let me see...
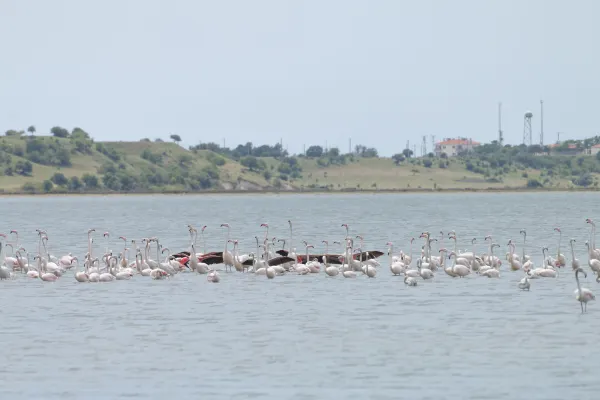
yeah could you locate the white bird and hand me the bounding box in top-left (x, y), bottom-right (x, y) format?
top-left (404, 276), bottom-right (417, 286)
top-left (517, 276), bottom-right (530, 291)
top-left (574, 267), bottom-right (595, 313)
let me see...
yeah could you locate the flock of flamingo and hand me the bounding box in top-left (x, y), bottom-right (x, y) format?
top-left (1, 219), bottom-right (599, 313)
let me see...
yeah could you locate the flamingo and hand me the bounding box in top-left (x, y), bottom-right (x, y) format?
top-left (507, 240), bottom-right (522, 271)
top-left (449, 251), bottom-right (470, 278)
top-left (585, 241), bottom-right (600, 274)
top-left (322, 240), bottom-right (340, 277)
top-left (341, 240), bottom-right (357, 278)
top-left (574, 267), bottom-right (595, 313)
top-left (404, 276), bottom-right (418, 286)
top-left (553, 228), bottom-right (566, 267)
top-left (585, 219), bottom-right (600, 260)
top-left (480, 244), bottom-right (500, 278)
top-left (33, 255), bottom-right (58, 282)
top-left (570, 239), bottom-right (580, 271)
top-left (220, 223), bottom-right (234, 272)
top-left (207, 268), bottom-right (220, 283)
top-left (517, 275), bottom-right (531, 290)
top-left (74, 258), bottom-right (90, 282)
top-left (387, 242), bottom-right (405, 275)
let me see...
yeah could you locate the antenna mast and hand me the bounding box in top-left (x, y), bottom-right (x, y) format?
top-left (540, 99), bottom-right (544, 146)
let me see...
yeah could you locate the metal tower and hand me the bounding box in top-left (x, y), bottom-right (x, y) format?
top-left (523, 111), bottom-right (533, 146)
top-left (431, 135), bottom-right (435, 154)
top-left (540, 100), bottom-right (544, 146)
top-left (498, 102), bottom-right (504, 145)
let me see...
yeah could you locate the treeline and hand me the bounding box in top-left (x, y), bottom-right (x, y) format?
top-left (462, 141), bottom-right (600, 187)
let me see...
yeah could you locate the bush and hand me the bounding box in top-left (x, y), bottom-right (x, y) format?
top-left (141, 149), bottom-right (162, 164)
top-left (423, 159), bottom-right (433, 168)
top-left (15, 160), bottom-right (33, 176)
top-left (43, 180), bottom-right (54, 192)
top-left (82, 173), bottom-right (99, 188)
top-left (527, 179), bottom-right (543, 188)
top-left (206, 152), bottom-right (226, 166)
top-left (573, 173), bottom-right (594, 187)
top-left (51, 126), bottom-right (70, 138)
top-left (22, 182), bottom-right (36, 193)
top-left (68, 176), bottom-right (83, 191)
top-left (51, 172), bottom-right (68, 186)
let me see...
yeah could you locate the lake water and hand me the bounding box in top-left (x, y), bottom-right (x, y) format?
top-left (1, 192), bottom-right (600, 399)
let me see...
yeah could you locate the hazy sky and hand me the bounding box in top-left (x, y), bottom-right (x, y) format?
top-left (1, 0), bottom-right (599, 156)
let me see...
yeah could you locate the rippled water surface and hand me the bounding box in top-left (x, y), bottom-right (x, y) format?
top-left (2, 192), bottom-right (600, 399)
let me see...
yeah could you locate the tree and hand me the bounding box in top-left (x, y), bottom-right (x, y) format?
top-left (51, 126), bottom-right (70, 138)
top-left (527, 178), bottom-right (543, 188)
top-left (27, 125), bottom-right (36, 136)
top-left (306, 145), bottom-right (324, 158)
top-left (5, 129), bottom-right (23, 136)
top-left (43, 180), bottom-right (54, 193)
top-left (402, 148), bottom-right (413, 158)
top-left (68, 176), bottom-right (83, 191)
top-left (82, 173), bottom-right (99, 188)
top-left (392, 153), bottom-right (405, 165)
top-left (71, 127), bottom-right (90, 139)
top-left (15, 160), bottom-right (33, 176)
top-left (178, 154), bottom-right (192, 167)
top-left (240, 156), bottom-right (262, 171)
top-left (170, 134), bottom-right (182, 143)
top-left (51, 172), bottom-right (68, 186)
top-left (327, 147), bottom-right (340, 157)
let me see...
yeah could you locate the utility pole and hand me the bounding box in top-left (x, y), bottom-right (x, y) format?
top-left (431, 135), bottom-right (435, 155)
top-left (349, 138), bottom-right (352, 154)
top-left (413, 144), bottom-right (417, 157)
top-left (421, 135), bottom-right (427, 156)
top-left (540, 99), bottom-right (544, 146)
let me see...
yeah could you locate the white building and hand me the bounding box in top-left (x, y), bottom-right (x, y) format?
top-left (591, 144), bottom-right (600, 156)
top-left (435, 138), bottom-right (480, 157)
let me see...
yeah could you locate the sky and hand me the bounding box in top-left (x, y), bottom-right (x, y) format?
top-left (1, 0), bottom-right (599, 156)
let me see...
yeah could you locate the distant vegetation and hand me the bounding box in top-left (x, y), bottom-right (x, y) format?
top-left (0, 124), bottom-right (599, 194)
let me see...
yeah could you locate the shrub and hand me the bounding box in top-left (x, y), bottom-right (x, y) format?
top-left (43, 180), bottom-right (54, 192)
top-left (82, 173), bottom-right (99, 188)
top-left (22, 182), bottom-right (36, 193)
top-left (51, 172), bottom-right (68, 186)
top-left (68, 176), bottom-right (83, 191)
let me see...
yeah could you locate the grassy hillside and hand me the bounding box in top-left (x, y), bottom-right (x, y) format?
top-left (0, 133), bottom-right (594, 194)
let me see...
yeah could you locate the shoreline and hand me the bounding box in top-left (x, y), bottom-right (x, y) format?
top-left (0, 186), bottom-right (598, 197)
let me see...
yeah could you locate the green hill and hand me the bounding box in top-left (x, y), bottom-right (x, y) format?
top-left (0, 130), bottom-right (596, 194)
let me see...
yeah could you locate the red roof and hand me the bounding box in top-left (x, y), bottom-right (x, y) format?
top-left (436, 139), bottom-right (480, 146)
top-left (548, 143), bottom-right (577, 149)
top-left (592, 144), bottom-right (600, 148)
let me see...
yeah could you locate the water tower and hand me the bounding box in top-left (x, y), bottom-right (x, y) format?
top-left (523, 111), bottom-right (533, 146)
